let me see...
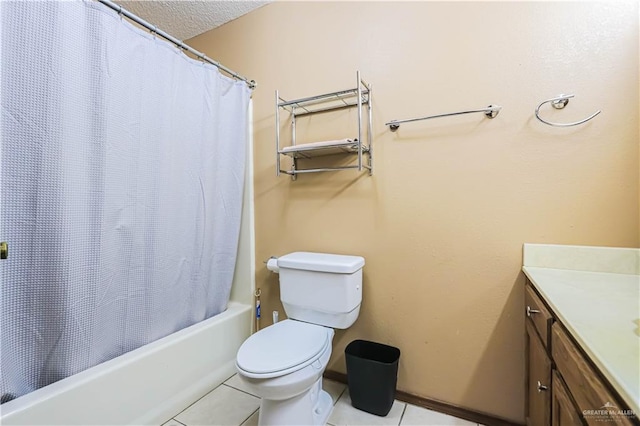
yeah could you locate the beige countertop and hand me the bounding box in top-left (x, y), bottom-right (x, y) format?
top-left (522, 244), bottom-right (640, 414)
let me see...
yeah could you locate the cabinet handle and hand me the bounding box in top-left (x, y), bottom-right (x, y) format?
top-left (537, 381), bottom-right (548, 392)
top-left (526, 306), bottom-right (540, 317)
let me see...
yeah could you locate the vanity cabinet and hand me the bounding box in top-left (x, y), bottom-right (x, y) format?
top-left (551, 323), bottom-right (634, 426)
top-left (525, 281), bottom-right (638, 426)
top-left (525, 285), bottom-right (554, 426)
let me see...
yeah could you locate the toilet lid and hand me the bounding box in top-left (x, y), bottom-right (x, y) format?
top-left (236, 320), bottom-right (331, 376)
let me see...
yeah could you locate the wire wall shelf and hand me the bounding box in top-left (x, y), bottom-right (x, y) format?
top-left (275, 71), bottom-right (373, 180)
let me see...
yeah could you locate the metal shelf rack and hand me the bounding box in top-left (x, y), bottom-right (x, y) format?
top-left (275, 71), bottom-right (372, 179)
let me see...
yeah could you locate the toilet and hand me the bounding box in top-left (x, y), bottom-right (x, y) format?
top-left (235, 252), bottom-right (364, 426)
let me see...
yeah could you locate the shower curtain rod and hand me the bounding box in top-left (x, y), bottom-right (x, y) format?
top-left (97, 0), bottom-right (256, 89)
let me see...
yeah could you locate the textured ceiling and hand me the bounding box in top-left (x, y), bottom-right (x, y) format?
top-left (115, 1), bottom-right (269, 41)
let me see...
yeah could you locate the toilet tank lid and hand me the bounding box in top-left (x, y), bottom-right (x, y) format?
top-left (278, 252), bottom-right (365, 274)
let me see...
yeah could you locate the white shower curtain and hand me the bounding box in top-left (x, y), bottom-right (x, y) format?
top-left (0, 0), bottom-right (250, 402)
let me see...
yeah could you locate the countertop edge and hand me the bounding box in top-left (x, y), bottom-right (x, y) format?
top-left (522, 266), bottom-right (640, 415)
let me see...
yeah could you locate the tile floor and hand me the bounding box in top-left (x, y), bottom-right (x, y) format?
top-left (161, 374), bottom-right (485, 426)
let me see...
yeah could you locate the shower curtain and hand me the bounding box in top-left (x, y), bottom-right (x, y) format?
top-left (0, 0), bottom-right (250, 402)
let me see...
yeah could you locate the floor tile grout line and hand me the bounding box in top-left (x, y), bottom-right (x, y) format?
top-left (238, 407), bottom-right (259, 426)
top-left (332, 385), bottom-right (347, 406)
top-left (397, 401), bottom-right (408, 426)
top-left (222, 372), bottom-right (238, 383)
top-left (171, 376), bottom-right (253, 421)
top-left (168, 373), bottom-right (240, 420)
top-left (171, 380), bottom-right (229, 419)
top-left (222, 383), bottom-right (260, 399)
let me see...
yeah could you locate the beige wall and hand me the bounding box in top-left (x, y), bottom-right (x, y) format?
top-left (189, 1), bottom-right (639, 422)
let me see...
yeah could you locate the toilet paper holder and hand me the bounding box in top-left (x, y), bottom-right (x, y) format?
top-left (265, 256), bottom-right (279, 273)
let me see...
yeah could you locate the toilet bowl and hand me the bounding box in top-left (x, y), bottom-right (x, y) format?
top-left (236, 320), bottom-right (335, 425)
top-left (235, 252), bottom-right (364, 426)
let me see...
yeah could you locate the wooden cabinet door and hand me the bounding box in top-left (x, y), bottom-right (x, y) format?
top-left (526, 320), bottom-right (552, 426)
top-left (551, 324), bottom-right (637, 426)
top-left (552, 371), bottom-right (584, 426)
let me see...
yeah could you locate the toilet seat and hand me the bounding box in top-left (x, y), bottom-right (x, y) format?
top-left (236, 320), bottom-right (332, 379)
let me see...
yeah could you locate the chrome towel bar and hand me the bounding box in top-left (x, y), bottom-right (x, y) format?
top-left (385, 105), bottom-right (502, 131)
top-left (535, 94), bottom-right (601, 127)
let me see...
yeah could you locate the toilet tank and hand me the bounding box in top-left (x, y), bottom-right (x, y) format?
top-left (277, 252), bottom-right (364, 329)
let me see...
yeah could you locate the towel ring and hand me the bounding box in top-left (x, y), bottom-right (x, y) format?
top-left (535, 94), bottom-right (601, 127)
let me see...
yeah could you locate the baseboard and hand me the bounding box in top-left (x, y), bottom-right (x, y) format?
top-left (323, 370), bottom-right (523, 426)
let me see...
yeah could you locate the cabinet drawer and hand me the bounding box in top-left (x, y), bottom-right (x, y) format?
top-left (526, 284), bottom-right (553, 348)
top-left (551, 324), bottom-right (635, 426)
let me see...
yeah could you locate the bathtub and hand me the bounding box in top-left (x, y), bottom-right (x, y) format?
top-left (0, 302), bottom-right (253, 425)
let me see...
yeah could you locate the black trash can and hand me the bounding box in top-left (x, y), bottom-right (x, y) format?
top-left (345, 340), bottom-right (401, 416)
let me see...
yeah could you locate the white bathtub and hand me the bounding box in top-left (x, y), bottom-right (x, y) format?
top-left (0, 302), bottom-right (253, 425)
